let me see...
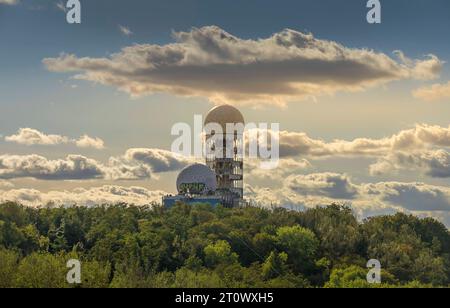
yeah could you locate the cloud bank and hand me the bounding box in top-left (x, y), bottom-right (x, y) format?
top-left (0, 185), bottom-right (167, 207)
top-left (246, 173), bottom-right (450, 226)
top-left (0, 149), bottom-right (192, 181)
top-left (43, 26), bottom-right (442, 106)
top-left (272, 124), bottom-right (450, 158)
top-left (250, 124), bottom-right (450, 178)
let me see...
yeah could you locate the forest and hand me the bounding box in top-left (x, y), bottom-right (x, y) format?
top-left (0, 201), bottom-right (449, 288)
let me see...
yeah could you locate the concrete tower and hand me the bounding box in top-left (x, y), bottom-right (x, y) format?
top-left (204, 105), bottom-right (245, 206)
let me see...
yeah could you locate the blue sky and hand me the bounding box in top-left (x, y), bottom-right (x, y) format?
top-left (0, 0), bottom-right (450, 225)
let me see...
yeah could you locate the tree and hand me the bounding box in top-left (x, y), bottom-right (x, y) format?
top-left (204, 240), bottom-right (238, 268)
top-left (262, 251), bottom-right (288, 279)
top-left (0, 202), bottom-right (449, 288)
top-left (325, 265), bottom-right (373, 288)
top-left (297, 205), bottom-right (362, 261)
top-left (15, 253), bottom-right (67, 288)
top-left (276, 225), bottom-right (319, 273)
top-left (80, 259), bottom-right (111, 288)
top-left (0, 249), bottom-right (19, 288)
top-left (412, 250), bottom-right (447, 286)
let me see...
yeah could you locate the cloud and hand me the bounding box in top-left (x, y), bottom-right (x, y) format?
top-left (413, 81), bottom-right (450, 102)
top-left (109, 148), bottom-right (193, 180)
top-left (246, 158), bottom-right (312, 181)
top-left (5, 128), bottom-right (105, 150)
top-left (0, 148), bottom-right (191, 181)
top-left (75, 135), bottom-right (105, 150)
top-left (246, 173), bottom-right (450, 225)
top-left (122, 148), bottom-right (192, 173)
top-left (0, 180), bottom-right (14, 189)
top-left (245, 125), bottom-right (450, 180)
top-left (119, 25), bottom-right (133, 36)
top-left (43, 26), bottom-right (443, 107)
top-left (257, 124), bottom-right (450, 159)
top-left (285, 173), bottom-right (359, 200)
top-left (56, 1), bottom-right (67, 12)
top-left (362, 182), bottom-right (450, 212)
top-left (5, 128), bottom-right (69, 146)
top-left (0, 0), bottom-right (19, 5)
top-left (0, 154), bottom-right (106, 180)
top-left (370, 150), bottom-right (450, 178)
top-left (0, 185), bottom-right (167, 207)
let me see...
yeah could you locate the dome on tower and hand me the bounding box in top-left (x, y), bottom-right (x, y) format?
top-left (176, 163), bottom-right (217, 195)
top-left (204, 105), bottom-right (245, 133)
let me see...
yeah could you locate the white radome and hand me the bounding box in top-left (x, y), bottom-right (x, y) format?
top-left (204, 105), bottom-right (245, 133)
top-left (176, 164), bottom-right (217, 194)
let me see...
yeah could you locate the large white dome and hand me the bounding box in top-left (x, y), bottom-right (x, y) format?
top-left (176, 164), bottom-right (217, 194)
top-left (204, 105), bottom-right (245, 133)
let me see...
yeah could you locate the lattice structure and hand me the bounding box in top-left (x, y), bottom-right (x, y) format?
top-left (204, 105), bottom-right (245, 206)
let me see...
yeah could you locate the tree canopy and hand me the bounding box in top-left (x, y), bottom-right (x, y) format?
top-left (0, 202), bottom-right (448, 288)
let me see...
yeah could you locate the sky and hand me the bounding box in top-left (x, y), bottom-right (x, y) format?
top-left (0, 0), bottom-right (450, 225)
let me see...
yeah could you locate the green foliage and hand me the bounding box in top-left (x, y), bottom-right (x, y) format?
top-left (0, 202), bottom-right (448, 288)
top-left (204, 240), bottom-right (239, 268)
top-left (262, 251), bottom-right (288, 279)
top-left (276, 225), bottom-right (319, 273)
top-left (0, 249), bottom-right (19, 288)
top-left (15, 253), bottom-right (67, 288)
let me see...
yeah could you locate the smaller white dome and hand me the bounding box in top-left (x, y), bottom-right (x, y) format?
top-left (176, 164), bottom-right (217, 195)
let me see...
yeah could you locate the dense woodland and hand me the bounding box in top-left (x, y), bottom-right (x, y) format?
top-left (0, 202), bottom-right (449, 288)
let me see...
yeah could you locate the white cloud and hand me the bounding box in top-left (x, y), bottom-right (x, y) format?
top-left (119, 25), bottom-right (133, 36)
top-left (5, 128), bottom-right (69, 146)
top-left (413, 81), bottom-right (450, 102)
top-left (43, 26), bottom-right (442, 107)
top-left (0, 148), bottom-right (191, 181)
top-left (5, 128), bottom-right (105, 150)
top-left (0, 154), bottom-right (106, 180)
top-left (246, 158), bottom-right (312, 181)
top-left (0, 0), bottom-right (19, 5)
top-left (246, 124), bottom-right (450, 179)
top-left (272, 124), bottom-right (450, 158)
top-left (0, 185), bottom-right (167, 207)
top-left (75, 135), bottom-right (105, 150)
top-left (0, 180), bottom-right (14, 189)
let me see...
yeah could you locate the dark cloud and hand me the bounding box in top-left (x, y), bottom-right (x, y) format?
top-left (286, 173), bottom-right (358, 200)
top-left (363, 182), bottom-right (450, 212)
top-left (370, 150), bottom-right (450, 178)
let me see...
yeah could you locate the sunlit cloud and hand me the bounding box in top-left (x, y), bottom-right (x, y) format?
top-left (0, 149), bottom-right (192, 181)
top-left (5, 128), bottom-right (105, 149)
top-left (413, 81), bottom-right (450, 102)
top-left (0, 185), bottom-right (167, 207)
top-left (43, 26), bottom-right (443, 107)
